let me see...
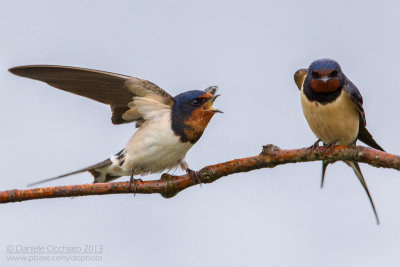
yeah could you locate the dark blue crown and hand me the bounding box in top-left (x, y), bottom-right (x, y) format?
top-left (174, 90), bottom-right (205, 103)
top-left (309, 58), bottom-right (341, 72)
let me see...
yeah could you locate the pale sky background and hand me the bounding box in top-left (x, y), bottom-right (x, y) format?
top-left (1, 0), bottom-right (400, 266)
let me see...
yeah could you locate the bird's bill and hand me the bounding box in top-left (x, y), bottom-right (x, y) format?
top-left (203, 94), bottom-right (223, 113)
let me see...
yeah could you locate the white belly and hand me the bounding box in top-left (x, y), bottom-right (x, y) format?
top-left (300, 90), bottom-right (359, 145)
top-left (118, 111), bottom-right (193, 175)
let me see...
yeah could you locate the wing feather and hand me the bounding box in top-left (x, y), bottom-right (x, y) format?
top-left (344, 77), bottom-right (366, 126)
top-left (344, 77), bottom-right (384, 151)
top-left (294, 69), bottom-right (308, 90)
top-left (9, 65), bottom-right (175, 125)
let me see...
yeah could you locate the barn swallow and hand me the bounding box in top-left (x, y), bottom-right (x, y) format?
top-left (9, 65), bottom-right (222, 190)
top-left (294, 59), bottom-right (384, 224)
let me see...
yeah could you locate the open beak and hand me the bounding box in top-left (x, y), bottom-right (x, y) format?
top-left (203, 94), bottom-right (223, 113)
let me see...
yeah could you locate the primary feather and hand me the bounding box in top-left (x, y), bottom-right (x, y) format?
top-left (9, 65), bottom-right (175, 125)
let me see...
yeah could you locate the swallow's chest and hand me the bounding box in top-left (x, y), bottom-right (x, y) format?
top-left (123, 112), bottom-right (193, 173)
top-left (300, 90), bottom-right (360, 145)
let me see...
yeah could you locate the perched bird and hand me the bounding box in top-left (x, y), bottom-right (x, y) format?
top-left (10, 65), bottom-right (222, 189)
top-left (294, 58), bottom-right (384, 224)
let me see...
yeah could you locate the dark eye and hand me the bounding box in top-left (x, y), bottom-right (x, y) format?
top-left (330, 70), bottom-right (338, 77)
top-left (311, 71), bottom-right (320, 78)
top-left (191, 99), bottom-right (200, 105)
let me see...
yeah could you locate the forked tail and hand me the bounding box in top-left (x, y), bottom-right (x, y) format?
top-left (321, 160), bottom-right (380, 224)
top-left (27, 158), bottom-right (113, 187)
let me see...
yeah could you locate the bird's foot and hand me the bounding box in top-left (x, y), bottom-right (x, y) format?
top-left (308, 139), bottom-right (321, 150)
top-left (129, 169), bottom-right (143, 196)
top-left (187, 168), bottom-right (202, 188)
top-left (321, 140), bottom-right (340, 153)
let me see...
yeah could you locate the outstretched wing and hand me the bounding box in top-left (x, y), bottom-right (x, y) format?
top-left (344, 78), bottom-right (384, 151)
top-left (9, 65), bottom-right (175, 125)
top-left (294, 68), bottom-right (308, 90)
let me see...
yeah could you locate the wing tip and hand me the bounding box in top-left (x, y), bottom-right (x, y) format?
top-left (8, 66), bottom-right (22, 75)
top-left (294, 68), bottom-right (307, 90)
top-left (205, 85), bottom-right (218, 95)
top-left (8, 65), bottom-right (44, 76)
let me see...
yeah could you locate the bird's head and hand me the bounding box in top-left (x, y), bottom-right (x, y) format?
top-left (172, 86), bottom-right (222, 143)
top-left (306, 59), bottom-right (344, 93)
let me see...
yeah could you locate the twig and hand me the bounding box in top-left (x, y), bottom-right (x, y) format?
top-left (0, 145), bottom-right (398, 203)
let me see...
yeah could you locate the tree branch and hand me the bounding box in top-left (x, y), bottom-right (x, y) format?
top-left (1, 145), bottom-right (399, 203)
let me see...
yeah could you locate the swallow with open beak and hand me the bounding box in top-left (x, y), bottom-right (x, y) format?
top-left (294, 58), bottom-right (384, 224)
top-left (9, 65), bottom-right (222, 190)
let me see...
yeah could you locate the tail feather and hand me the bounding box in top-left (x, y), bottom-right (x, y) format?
top-left (321, 160), bottom-right (330, 188)
top-left (344, 161), bottom-right (380, 224)
top-left (27, 158), bottom-right (113, 187)
top-left (358, 126), bottom-right (385, 152)
top-left (320, 160), bottom-right (380, 224)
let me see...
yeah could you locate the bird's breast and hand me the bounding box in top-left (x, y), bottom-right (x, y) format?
top-left (122, 111), bottom-right (193, 174)
top-left (300, 90), bottom-right (359, 145)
